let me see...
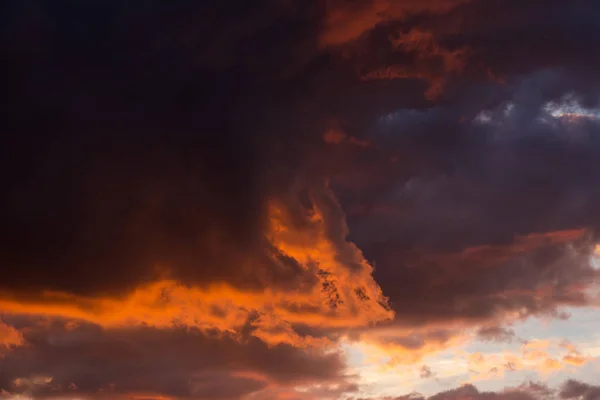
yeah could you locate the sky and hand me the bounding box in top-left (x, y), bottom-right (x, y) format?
top-left (2, 0), bottom-right (600, 399)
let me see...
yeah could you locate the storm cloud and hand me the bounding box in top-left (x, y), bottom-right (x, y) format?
top-left (2, 0), bottom-right (600, 398)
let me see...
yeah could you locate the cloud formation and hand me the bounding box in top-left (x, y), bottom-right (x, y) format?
top-left (320, 0), bottom-right (470, 47)
top-left (0, 320), bottom-right (23, 355)
top-left (2, 0), bottom-right (600, 398)
top-left (352, 380), bottom-right (600, 400)
top-left (0, 187), bottom-right (393, 348)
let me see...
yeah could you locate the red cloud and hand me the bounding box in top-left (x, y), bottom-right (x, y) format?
top-left (360, 28), bottom-right (469, 99)
top-left (320, 0), bottom-right (471, 47)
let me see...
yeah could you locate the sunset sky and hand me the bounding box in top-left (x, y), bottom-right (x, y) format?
top-left (2, 1), bottom-right (600, 399)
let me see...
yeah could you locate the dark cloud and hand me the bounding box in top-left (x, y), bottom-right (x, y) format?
top-left (0, 318), bottom-right (350, 399)
top-left (353, 381), bottom-right (600, 400)
top-left (1, 0), bottom-right (325, 296)
top-left (560, 380), bottom-right (600, 400)
top-left (0, 0), bottom-right (393, 349)
top-left (476, 326), bottom-right (516, 343)
top-left (333, 54), bottom-right (600, 327)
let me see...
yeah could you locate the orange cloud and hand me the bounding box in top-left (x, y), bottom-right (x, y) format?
top-left (0, 193), bottom-right (393, 349)
top-left (351, 327), bottom-right (594, 381)
top-left (0, 319), bottom-right (23, 354)
top-left (320, 0), bottom-right (470, 47)
top-left (562, 354), bottom-right (589, 366)
top-left (465, 339), bottom-right (593, 381)
top-left (521, 340), bottom-right (564, 373)
top-left (349, 326), bottom-right (467, 368)
top-left (541, 358), bottom-right (563, 372)
top-left (560, 341), bottom-right (591, 366)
